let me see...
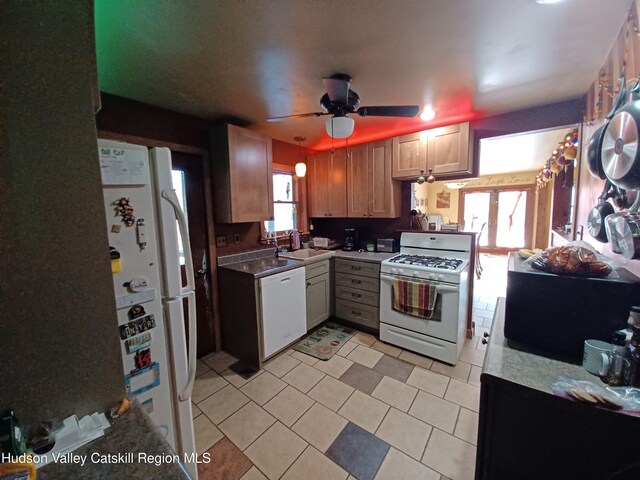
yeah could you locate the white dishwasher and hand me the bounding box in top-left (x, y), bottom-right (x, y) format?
top-left (259, 267), bottom-right (307, 358)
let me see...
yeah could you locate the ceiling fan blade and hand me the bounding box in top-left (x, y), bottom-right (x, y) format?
top-left (266, 112), bottom-right (327, 122)
top-left (322, 75), bottom-right (351, 104)
top-left (356, 105), bottom-right (420, 117)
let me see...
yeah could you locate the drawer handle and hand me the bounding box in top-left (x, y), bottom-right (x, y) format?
top-left (351, 279), bottom-right (361, 285)
top-left (281, 277), bottom-right (290, 283)
top-left (306, 281), bottom-right (311, 287)
top-left (351, 266), bottom-right (361, 270)
top-left (351, 293), bottom-right (362, 298)
top-left (351, 310), bottom-right (362, 316)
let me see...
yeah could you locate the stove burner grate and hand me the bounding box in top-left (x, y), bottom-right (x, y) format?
top-left (388, 254), bottom-right (463, 270)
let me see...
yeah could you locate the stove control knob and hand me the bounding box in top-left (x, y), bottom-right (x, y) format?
top-left (391, 268), bottom-right (398, 275)
top-left (412, 271), bottom-right (419, 277)
top-left (429, 273), bottom-right (437, 280)
top-left (398, 269), bottom-right (404, 275)
top-left (438, 274), bottom-right (445, 281)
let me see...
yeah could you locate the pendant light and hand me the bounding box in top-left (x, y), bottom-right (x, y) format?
top-left (294, 136), bottom-right (306, 177)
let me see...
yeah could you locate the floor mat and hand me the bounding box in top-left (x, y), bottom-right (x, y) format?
top-left (292, 322), bottom-right (355, 360)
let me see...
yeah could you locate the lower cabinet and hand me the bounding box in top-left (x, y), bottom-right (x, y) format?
top-left (306, 260), bottom-right (331, 330)
top-left (334, 259), bottom-right (380, 330)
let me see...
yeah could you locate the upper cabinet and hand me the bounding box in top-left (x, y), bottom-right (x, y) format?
top-left (392, 132), bottom-right (427, 178)
top-left (210, 124), bottom-right (273, 223)
top-left (428, 122), bottom-right (471, 176)
top-left (347, 139), bottom-right (401, 218)
top-left (307, 149), bottom-right (347, 218)
top-left (392, 122), bottom-right (472, 180)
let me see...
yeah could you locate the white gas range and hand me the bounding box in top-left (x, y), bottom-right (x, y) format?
top-left (379, 232), bottom-right (471, 365)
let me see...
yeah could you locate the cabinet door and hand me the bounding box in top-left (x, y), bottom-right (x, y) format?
top-left (227, 125), bottom-right (274, 222)
top-left (369, 139), bottom-right (400, 218)
top-left (307, 151), bottom-right (329, 217)
top-left (306, 273), bottom-right (330, 330)
top-left (347, 144), bottom-right (370, 217)
top-left (392, 132), bottom-right (427, 179)
top-left (427, 122), bottom-right (471, 176)
top-left (328, 149), bottom-right (348, 217)
top-left (260, 268), bottom-right (306, 358)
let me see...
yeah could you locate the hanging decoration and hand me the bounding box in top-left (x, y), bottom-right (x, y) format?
top-left (536, 128), bottom-right (579, 189)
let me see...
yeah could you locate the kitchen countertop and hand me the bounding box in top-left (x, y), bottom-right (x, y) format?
top-left (219, 249), bottom-right (396, 278)
top-left (38, 401), bottom-right (190, 480)
top-left (483, 297), bottom-right (600, 393)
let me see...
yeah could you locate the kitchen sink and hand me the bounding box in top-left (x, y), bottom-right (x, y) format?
top-left (279, 249), bottom-right (332, 261)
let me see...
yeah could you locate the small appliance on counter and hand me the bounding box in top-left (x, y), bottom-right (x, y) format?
top-left (504, 253), bottom-right (640, 362)
top-left (344, 228), bottom-right (359, 251)
top-left (376, 238), bottom-right (395, 253)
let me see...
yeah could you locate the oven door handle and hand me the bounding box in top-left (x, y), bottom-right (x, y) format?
top-left (380, 273), bottom-right (459, 293)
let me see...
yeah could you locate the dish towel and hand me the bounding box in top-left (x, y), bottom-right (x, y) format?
top-left (392, 278), bottom-right (438, 319)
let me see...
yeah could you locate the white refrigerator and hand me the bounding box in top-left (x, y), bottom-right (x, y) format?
top-left (99, 139), bottom-right (198, 479)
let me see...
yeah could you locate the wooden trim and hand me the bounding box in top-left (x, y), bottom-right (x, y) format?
top-left (458, 185), bottom-right (536, 253)
top-left (97, 130), bottom-right (208, 156)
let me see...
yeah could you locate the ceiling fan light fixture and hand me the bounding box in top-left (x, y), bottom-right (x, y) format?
top-left (420, 107), bottom-right (436, 121)
top-left (326, 116), bottom-right (355, 138)
top-left (535, 0), bottom-right (563, 4)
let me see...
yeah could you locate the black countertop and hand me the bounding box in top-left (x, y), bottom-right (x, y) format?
top-left (38, 401), bottom-right (191, 480)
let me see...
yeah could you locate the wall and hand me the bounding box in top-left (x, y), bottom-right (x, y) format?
top-left (0, 2), bottom-right (125, 425)
top-left (578, 0), bottom-right (640, 278)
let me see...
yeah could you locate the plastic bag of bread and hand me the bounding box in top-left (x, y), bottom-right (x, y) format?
top-left (531, 245), bottom-right (612, 277)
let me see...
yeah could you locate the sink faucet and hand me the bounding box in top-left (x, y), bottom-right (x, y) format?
top-left (272, 234), bottom-right (279, 257)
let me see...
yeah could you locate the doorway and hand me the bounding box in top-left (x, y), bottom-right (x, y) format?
top-left (459, 186), bottom-right (535, 253)
top-left (171, 152), bottom-right (216, 357)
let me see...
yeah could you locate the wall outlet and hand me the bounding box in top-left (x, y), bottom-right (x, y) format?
top-left (216, 235), bottom-right (227, 247)
top-left (234, 233), bottom-right (241, 244)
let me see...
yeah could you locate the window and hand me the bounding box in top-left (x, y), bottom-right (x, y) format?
top-left (264, 170), bottom-right (298, 235)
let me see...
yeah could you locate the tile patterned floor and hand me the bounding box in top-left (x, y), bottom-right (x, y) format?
top-left (193, 254), bottom-right (507, 480)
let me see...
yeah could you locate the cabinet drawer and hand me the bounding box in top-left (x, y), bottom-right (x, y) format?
top-left (305, 260), bottom-right (330, 280)
top-left (335, 299), bottom-right (379, 329)
top-left (335, 272), bottom-right (380, 293)
top-left (335, 285), bottom-right (379, 307)
top-left (335, 259), bottom-right (380, 279)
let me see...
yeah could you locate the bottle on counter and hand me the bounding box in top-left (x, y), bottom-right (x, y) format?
top-left (621, 307), bottom-right (640, 386)
top-left (606, 331), bottom-right (628, 386)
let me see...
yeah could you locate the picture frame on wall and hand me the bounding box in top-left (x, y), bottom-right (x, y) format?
top-left (436, 191), bottom-right (450, 209)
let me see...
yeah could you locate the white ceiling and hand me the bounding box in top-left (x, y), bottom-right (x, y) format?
top-left (479, 126), bottom-right (574, 175)
top-left (94, 0), bottom-right (631, 150)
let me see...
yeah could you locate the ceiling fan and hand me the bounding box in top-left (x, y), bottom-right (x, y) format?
top-left (267, 73), bottom-right (420, 138)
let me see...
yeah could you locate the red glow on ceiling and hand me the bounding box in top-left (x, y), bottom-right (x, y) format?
top-left (308, 92), bottom-right (481, 151)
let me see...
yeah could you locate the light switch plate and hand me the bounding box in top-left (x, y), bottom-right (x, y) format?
top-left (234, 233), bottom-right (240, 244)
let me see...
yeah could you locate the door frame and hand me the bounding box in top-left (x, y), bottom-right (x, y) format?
top-left (458, 185), bottom-right (536, 253)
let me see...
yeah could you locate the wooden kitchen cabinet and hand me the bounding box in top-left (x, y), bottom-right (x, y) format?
top-left (428, 122), bottom-right (472, 176)
top-left (347, 139), bottom-right (401, 218)
top-left (392, 131), bottom-right (427, 178)
top-left (306, 260), bottom-right (331, 330)
top-left (307, 149), bottom-right (347, 218)
top-left (392, 122), bottom-right (472, 180)
top-left (334, 259), bottom-right (380, 330)
top-left (209, 123), bottom-right (273, 223)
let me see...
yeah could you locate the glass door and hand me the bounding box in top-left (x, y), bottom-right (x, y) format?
top-left (460, 187), bottom-right (534, 252)
top-left (461, 192), bottom-right (490, 247)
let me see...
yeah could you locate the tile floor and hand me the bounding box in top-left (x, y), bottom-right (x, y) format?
top-left (193, 254), bottom-right (508, 480)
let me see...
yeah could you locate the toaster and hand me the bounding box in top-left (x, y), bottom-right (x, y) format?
top-left (376, 238), bottom-right (395, 253)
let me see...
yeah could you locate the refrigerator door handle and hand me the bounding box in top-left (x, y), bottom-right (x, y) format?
top-left (179, 290), bottom-right (198, 402)
top-left (161, 188), bottom-right (196, 294)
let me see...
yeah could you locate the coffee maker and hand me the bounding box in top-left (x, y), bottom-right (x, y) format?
top-left (344, 228), bottom-right (359, 251)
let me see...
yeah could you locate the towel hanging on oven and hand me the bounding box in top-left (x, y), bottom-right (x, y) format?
top-left (392, 278), bottom-right (438, 320)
